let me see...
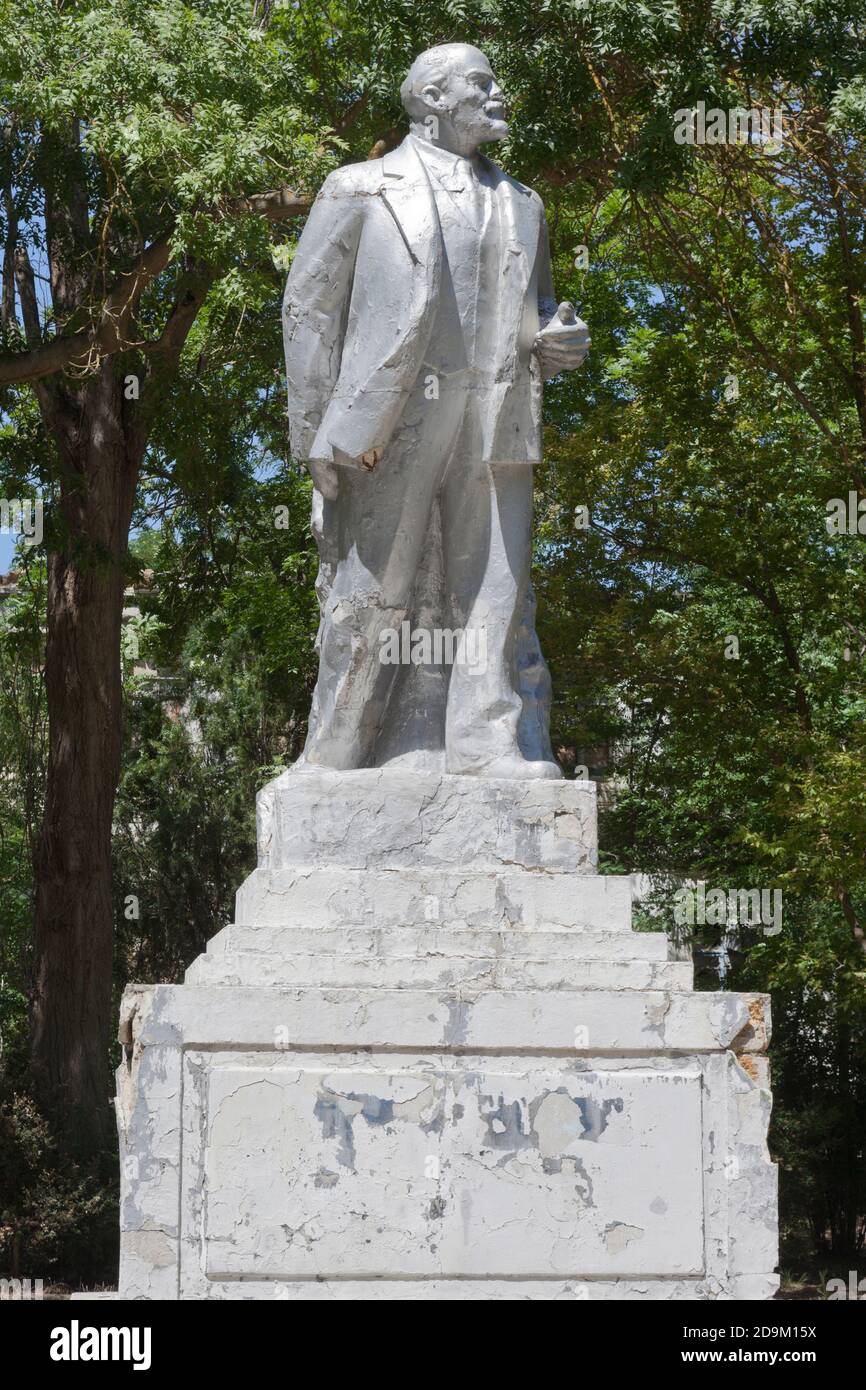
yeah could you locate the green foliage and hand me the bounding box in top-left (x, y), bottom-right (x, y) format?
top-left (0, 1081), bottom-right (117, 1283)
top-left (0, 558), bottom-right (45, 1063)
top-left (2, 0), bottom-right (866, 1279)
top-left (0, 0), bottom-right (331, 260)
top-left (113, 467), bottom-right (318, 989)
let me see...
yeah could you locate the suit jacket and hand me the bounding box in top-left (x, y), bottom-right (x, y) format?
top-left (282, 136), bottom-right (556, 466)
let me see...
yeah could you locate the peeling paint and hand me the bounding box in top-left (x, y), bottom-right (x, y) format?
top-left (603, 1222), bottom-right (644, 1255)
top-left (116, 771), bottom-right (777, 1300)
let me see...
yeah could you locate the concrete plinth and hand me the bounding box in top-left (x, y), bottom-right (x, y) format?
top-left (116, 773), bottom-right (778, 1300)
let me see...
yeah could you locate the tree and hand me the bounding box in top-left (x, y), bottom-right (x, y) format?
top-left (113, 469), bottom-right (319, 988)
top-left (0, 0), bottom-right (333, 1147)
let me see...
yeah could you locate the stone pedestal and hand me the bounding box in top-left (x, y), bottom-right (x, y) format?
top-left (116, 770), bottom-right (778, 1299)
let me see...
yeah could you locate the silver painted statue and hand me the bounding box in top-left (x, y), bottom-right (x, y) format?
top-left (283, 43), bottom-right (590, 778)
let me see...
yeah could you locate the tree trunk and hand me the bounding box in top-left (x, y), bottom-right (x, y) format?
top-left (30, 361), bottom-right (143, 1153)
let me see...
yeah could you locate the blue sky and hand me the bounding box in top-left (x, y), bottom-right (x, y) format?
top-left (0, 532), bottom-right (16, 574)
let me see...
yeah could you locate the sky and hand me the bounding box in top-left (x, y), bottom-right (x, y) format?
top-left (0, 532), bottom-right (17, 574)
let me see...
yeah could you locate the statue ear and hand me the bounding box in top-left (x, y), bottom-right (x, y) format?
top-left (420, 83), bottom-right (445, 111)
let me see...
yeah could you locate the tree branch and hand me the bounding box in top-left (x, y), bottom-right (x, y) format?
top-left (837, 885), bottom-right (866, 958)
top-left (0, 186), bottom-right (311, 387)
top-left (13, 245), bottom-right (41, 345)
top-left (234, 188), bottom-right (311, 221)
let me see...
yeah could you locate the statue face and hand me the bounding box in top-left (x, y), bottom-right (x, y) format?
top-left (421, 45), bottom-right (509, 147)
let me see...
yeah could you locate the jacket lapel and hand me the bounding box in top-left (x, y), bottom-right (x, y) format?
top-left (380, 138), bottom-right (442, 291)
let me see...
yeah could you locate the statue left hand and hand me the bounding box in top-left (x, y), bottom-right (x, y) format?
top-left (534, 301), bottom-right (591, 379)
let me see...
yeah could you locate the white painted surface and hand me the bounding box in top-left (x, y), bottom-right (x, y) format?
top-left (116, 771), bottom-right (777, 1300)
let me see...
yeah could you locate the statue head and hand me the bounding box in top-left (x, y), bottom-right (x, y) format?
top-left (400, 43), bottom-right (508, 156)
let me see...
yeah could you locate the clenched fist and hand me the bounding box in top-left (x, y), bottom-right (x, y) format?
top-left (534, 301), bottom-right (591, 380)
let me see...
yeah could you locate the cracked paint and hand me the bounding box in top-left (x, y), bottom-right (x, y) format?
top-left (115, 773), bottom-right (777, 1300)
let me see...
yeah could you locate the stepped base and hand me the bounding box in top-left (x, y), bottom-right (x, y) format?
top-left (186, 921), bottom-right (692, 991)
top-left (236, 867), bottom-right (629, 931)
top-left (256, 768), bottom-right (598, 872)
top-left (116, 772), bottom-right (778, 1300)
top-left (116, 984), bottom-right (776, 1300)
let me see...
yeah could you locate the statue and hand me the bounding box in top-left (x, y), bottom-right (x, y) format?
top-left (116, 65), bottom-right (779, 1293)
top-left (283, 42), bottom-right (590, 778)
